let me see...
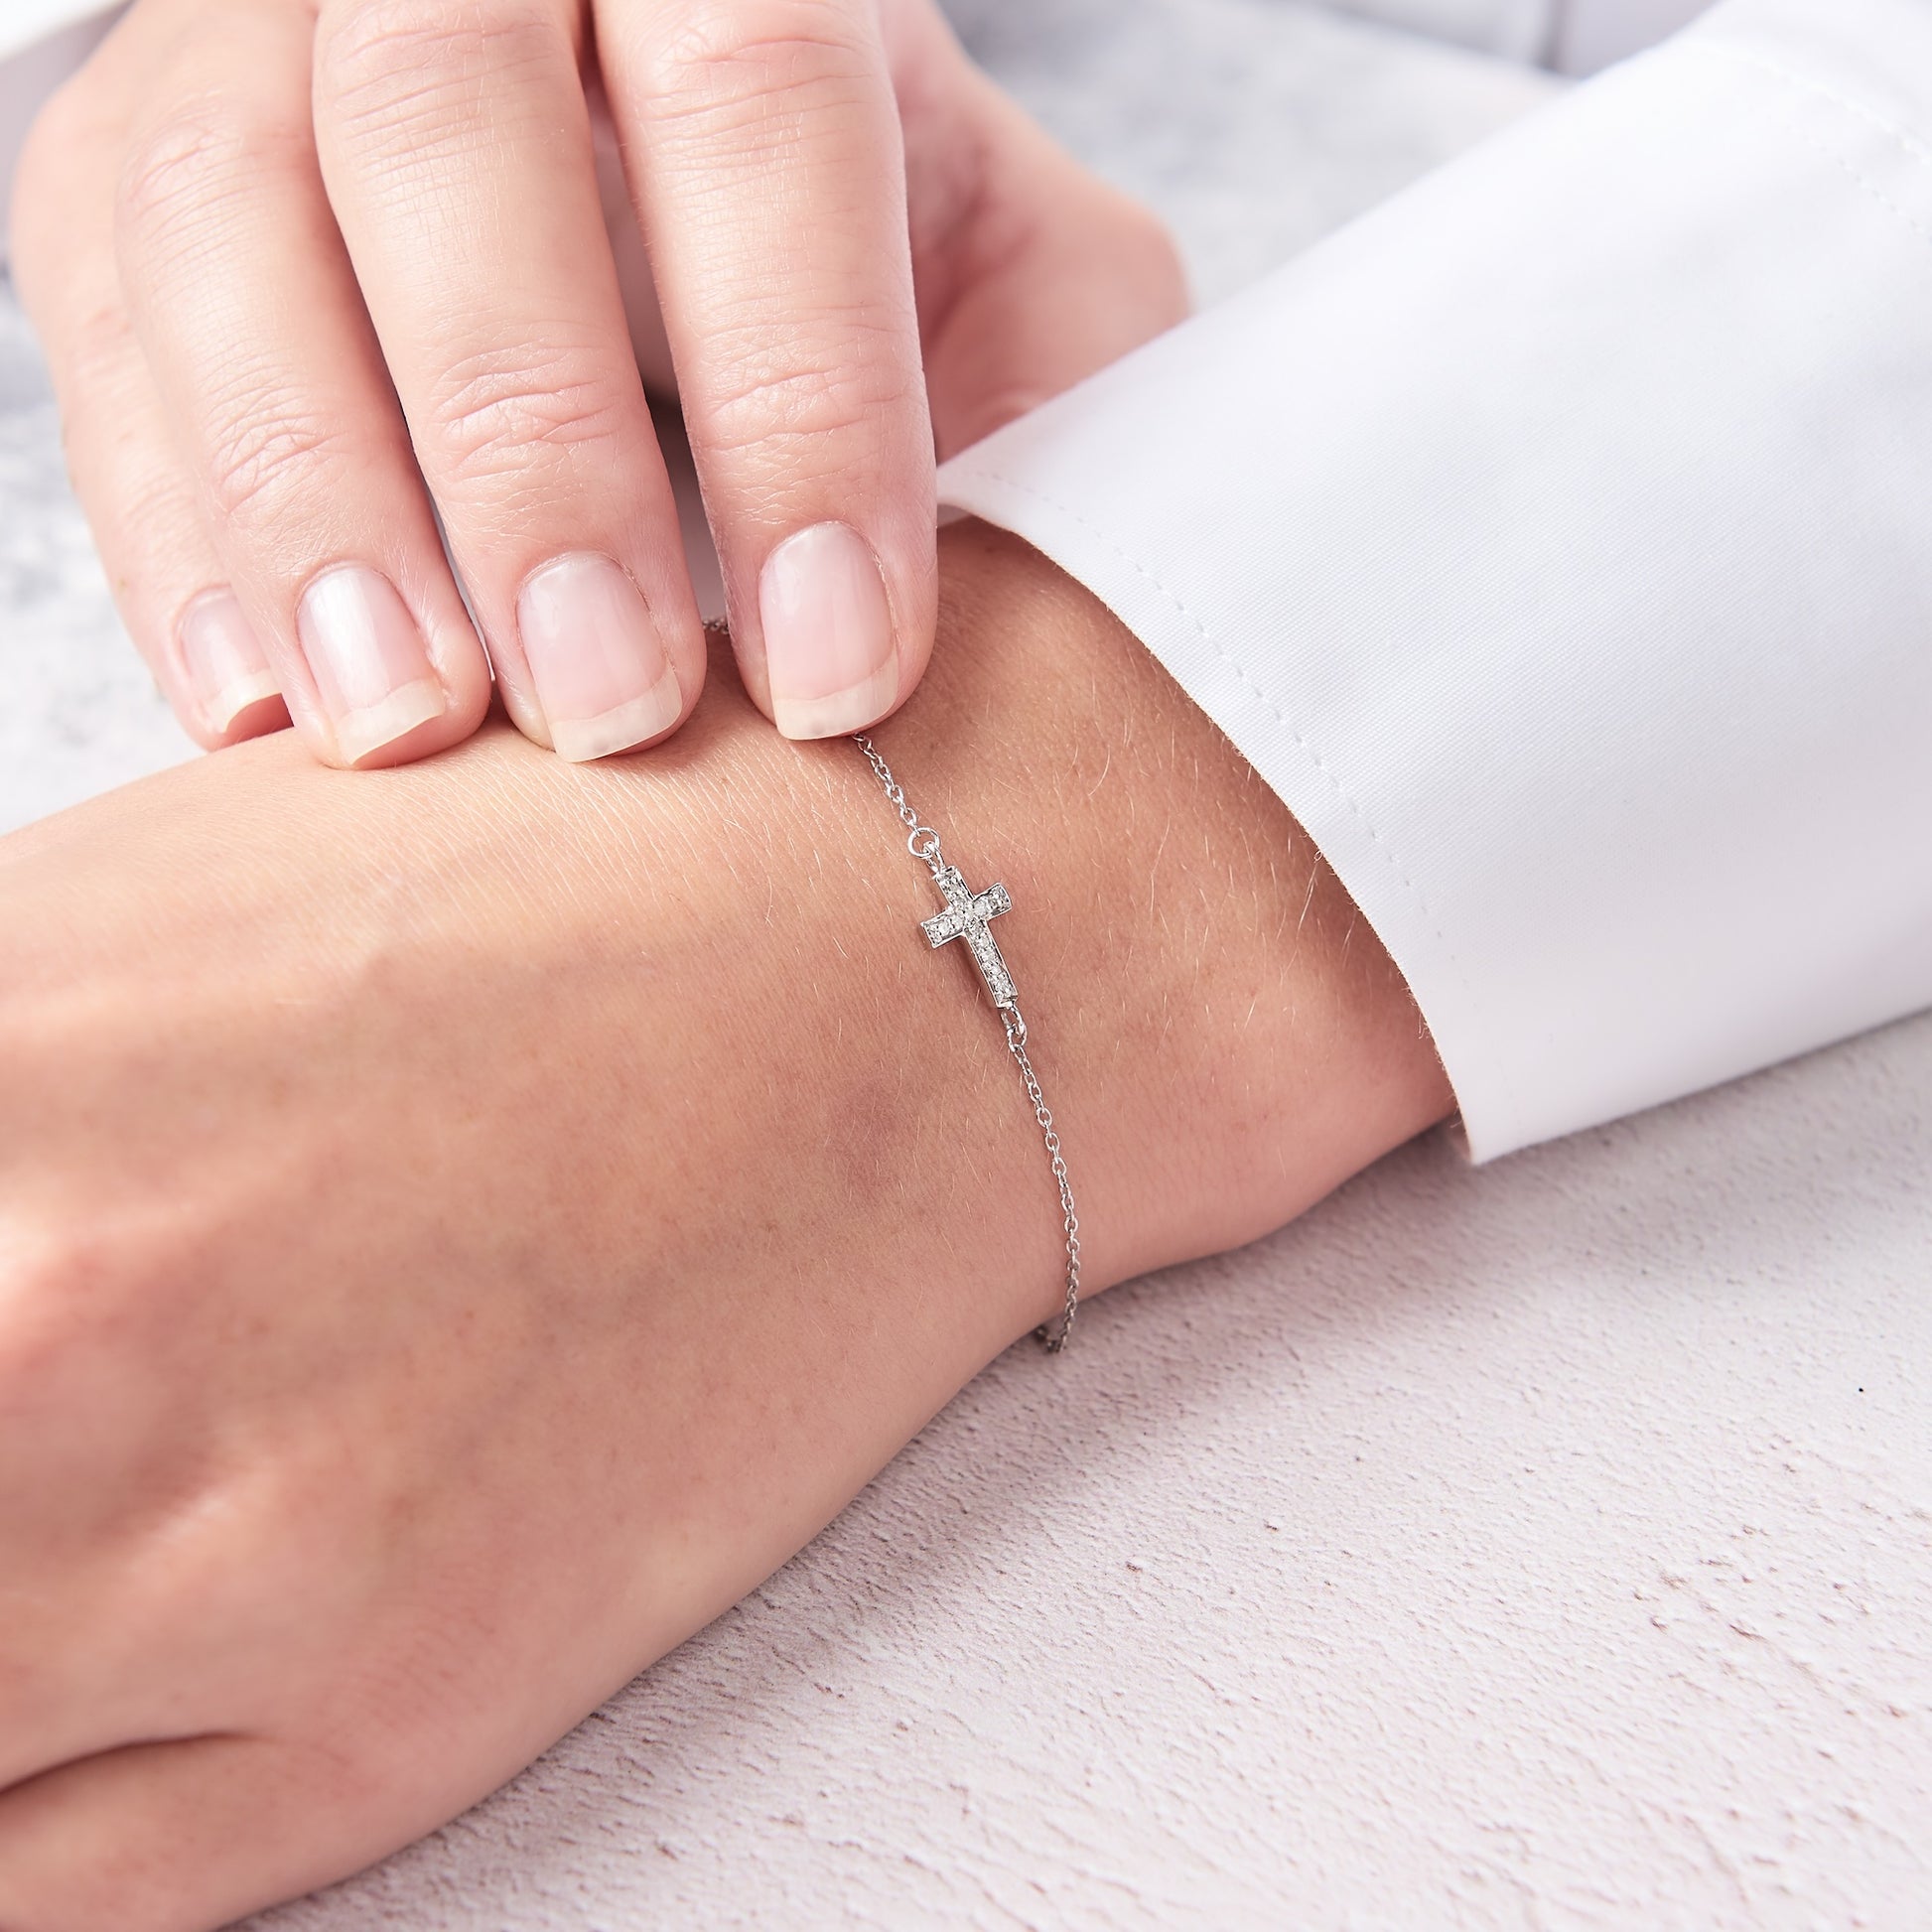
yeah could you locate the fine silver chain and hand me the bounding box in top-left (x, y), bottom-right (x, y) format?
top-left (853, 733), bottom-right (1082, 1352)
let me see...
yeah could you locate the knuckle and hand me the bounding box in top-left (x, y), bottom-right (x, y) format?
top-left (689, 326), bottom-right (915, 464)
top-left (636, 0), bottom-right (873, 130)
top-left (58, 294), bottom-right (140, 400)
top-left (317, 0), bottom-right (563, 151)
top-left (0, 1216), bottom-right (126, 1415)
top-left (115, 105), bottom-right (243, 240)
top-left (0, 1208), bottom-right (230, 1622)
top-left (113, 97), bottom-right (306, 261)
top-left (418, 341), bottom-right (630, 489)
top-left (44, 305), bottom-right (157, 512)
top-left (202, 385), bottom-right (361, 528)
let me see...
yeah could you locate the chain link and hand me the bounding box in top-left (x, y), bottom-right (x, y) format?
top-left (854, 732), bottom-right (947, 875)
top-left (1001, 1006), bottom-right (1082, 1351)
top-left (853, 734), bottom-right (1082, 1352)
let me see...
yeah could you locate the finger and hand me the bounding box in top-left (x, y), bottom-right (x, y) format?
top-left (908, 62), bottom-right (1191, 457)
top-left (10, 53), bottom-right (289, 749)
top-left (880, 0), bottom-right (1189, 456)
top-left (111, 0), bottom-right (491, 768)
top-left (0, 1733), bottom-right (412, 1932)
top-left (602, 0), bottom-right (937, 739)
top-left (312, 0), bottom-right (705, 762)
top-left (54, 313), bottom-right (294, 753)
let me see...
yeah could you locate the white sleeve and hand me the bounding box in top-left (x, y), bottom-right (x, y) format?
top-left (938, 0), bottom-right (1932, 1163)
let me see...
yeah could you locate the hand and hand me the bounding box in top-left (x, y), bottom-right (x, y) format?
top-left (0, 526), bottom-right (1449, 1928)
top-left (8, 0), bottom-right (1186, 768)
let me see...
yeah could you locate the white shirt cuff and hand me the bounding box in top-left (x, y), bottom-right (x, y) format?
top-left (939, 0), bottom-right (1932, 1161)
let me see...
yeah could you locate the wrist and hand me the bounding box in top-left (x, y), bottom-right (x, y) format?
top-left (846, 522), bottom-right (1453, 1328)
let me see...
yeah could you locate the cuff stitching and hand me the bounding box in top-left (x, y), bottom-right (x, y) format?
top-left (1694, 39), bottom-right (1932, 182)
top-left (1691, 42), bottom-right (1932, 266)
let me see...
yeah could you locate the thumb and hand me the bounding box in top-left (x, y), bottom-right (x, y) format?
top-left (903, 57), bottom-right (1190, 458)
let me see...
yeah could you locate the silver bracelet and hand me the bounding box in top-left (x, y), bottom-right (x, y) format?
top-left (853, 734), bottom-right (1082, 1352)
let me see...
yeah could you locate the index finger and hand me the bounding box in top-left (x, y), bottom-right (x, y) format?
top-left (599, 0), bottom-right (936, 739)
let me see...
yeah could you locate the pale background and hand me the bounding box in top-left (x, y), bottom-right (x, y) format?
top-left (3, 1), bottom-right (1929, 1926)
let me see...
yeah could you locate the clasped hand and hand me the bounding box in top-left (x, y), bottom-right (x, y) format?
top-left (12, 0), bottom-right (1184, 765)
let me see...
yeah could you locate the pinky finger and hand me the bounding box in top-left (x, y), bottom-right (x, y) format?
top-left (0, 1732), bottom-right (419, 1932)
top-left (12, 74), bottom-right (287, 751)
top-left (55, 301), bottom-right (290, 750)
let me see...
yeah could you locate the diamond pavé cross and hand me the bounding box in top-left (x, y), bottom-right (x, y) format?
top-left (920, 864), bottom-right (1016, 1009)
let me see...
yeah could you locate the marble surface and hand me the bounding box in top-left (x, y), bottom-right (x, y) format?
top-left (3, 2), bottom-right (1928, 1926)
top-left (0, 293), bottom-right (191, 834)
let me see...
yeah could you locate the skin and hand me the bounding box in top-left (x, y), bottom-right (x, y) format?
top-left (7, 0), bottom-right (1186, 763)
top-left (0, 526), bottom-right (1452, 1928)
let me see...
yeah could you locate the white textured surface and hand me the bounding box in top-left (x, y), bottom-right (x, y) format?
top-left (256, 1036), bottom-right (1932, 1929)
top-left (2, 3), bottom-right (1927, 1924)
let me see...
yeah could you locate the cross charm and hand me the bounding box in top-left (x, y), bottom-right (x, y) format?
top-left (920, 864), bottom-right (1016, 1008)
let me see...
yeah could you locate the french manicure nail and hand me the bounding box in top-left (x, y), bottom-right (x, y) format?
top-left (179, 590), bottom-right (278, 732)
top-left (759, 521), bottom-right (897, 740)
top-left (295, 565), bottom-right (445, 764)
top-left (517, 552), bottom-right (681, 762)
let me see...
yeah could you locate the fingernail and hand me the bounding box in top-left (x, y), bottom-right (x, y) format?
top-left (179, 590), bottom-right (278, 732)
top-left (517, 552), bottom-right (681, 762)
top-left (295, 565), bottom-right (446, 764)
top-left (759, 521), bottom-right (897, 740)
